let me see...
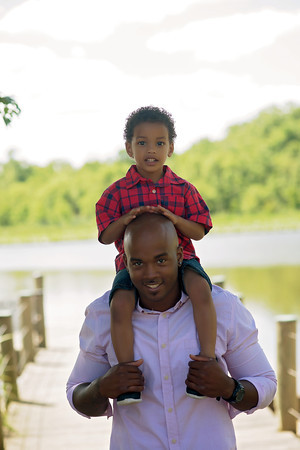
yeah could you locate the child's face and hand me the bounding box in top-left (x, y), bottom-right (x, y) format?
top-left (125, 121), bottom-right (174, 182)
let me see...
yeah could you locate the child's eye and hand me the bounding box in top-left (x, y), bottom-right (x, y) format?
top-left (157, 141), bottom-right (165, 146)
top-left (137, 141), bottom-right (145, 146)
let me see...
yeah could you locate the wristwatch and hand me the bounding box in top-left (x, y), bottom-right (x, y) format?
top-left (222, 378), bottom-right (245, 404)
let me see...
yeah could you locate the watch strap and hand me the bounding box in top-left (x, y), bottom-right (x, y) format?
top-left (222, 378), bottom-right (244, 403)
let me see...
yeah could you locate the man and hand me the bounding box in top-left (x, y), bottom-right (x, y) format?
top-left (67, 213), bottom-right (276, 449)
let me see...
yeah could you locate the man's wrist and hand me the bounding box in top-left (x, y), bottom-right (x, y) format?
top-left (222, 378), bottom-right (246, 404)
top-left (221, 377), bottom-right (236, 399)
top-left (90, 377), bottom-right (107, 402)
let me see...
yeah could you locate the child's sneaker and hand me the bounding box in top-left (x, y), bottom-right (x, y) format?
top-left (117, 392), bottom-right (142, 405)
top-left (186, 387), bottom-right (206, 399)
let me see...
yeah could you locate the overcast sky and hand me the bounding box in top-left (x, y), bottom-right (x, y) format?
top-left (1, 0), bottom-right (300, 167)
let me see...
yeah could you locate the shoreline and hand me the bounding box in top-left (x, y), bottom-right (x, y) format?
top-left (0, 229), bottom-right (299, 272)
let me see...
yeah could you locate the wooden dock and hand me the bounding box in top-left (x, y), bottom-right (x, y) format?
top-left (2, 275), bottom-right (300, 449)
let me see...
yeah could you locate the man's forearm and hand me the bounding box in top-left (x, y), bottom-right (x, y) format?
top-left (222, 378), bottom-right (258, 412)
top-left (73, 379), bottom-right (109, 416)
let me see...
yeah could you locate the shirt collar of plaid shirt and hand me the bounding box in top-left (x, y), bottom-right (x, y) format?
top-left (126, 164), bottom-right (184, 187)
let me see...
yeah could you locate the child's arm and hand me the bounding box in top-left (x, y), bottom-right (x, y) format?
top-left (149, 205), bottom-right (205, 241)
top-left (100, 206), bottom-right (151, 244)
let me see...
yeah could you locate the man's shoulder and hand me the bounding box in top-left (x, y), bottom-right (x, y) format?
top-left (86, 290), bottom-right (111, 315)
top-left (212, 284), bottom-right (242, 312)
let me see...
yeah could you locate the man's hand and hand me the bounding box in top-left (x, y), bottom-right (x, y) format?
top-left (72, 359), bottom-right (144, 417)
top-left (186, 354), bottom-right (234, 399)
top-left (99, 359), bottom-right (144, 399)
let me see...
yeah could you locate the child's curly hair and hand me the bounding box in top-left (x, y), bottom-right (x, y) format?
top-left (123, 106), bottom-right (177, 143)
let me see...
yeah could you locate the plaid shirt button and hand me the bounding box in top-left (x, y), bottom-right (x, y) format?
top-left (152, 189), bottom-right (156, 193)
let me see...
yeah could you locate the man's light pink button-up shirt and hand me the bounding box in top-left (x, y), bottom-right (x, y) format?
top-left (67, 285), bottom-right (276, 450)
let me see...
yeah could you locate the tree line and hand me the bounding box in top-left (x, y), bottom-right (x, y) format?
top-left (0, 104), bottom-right (299, 228)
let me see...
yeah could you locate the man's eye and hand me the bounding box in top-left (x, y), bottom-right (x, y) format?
top-left (157, 258), bottom-right (166, 264)
top-left (133, 261), bottom-right (142, 267)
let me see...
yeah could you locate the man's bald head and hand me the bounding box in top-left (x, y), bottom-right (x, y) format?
top-left (124, 213), bottom-right (179, 253)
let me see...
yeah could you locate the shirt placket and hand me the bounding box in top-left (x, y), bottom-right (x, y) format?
top-left (148, 181), bottom-right (158, 203)
top-left (157, 312), bottom-right (180, 449)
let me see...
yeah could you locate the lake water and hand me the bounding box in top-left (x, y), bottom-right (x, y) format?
top-left (0, 230), bottom-right (300, 388)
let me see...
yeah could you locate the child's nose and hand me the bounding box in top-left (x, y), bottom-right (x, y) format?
top-left (148, 143), bottom-right (156, 153)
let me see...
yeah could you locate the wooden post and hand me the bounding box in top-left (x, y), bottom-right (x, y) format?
top-left (276, 315), bottom-right (297, 433)
top-left (20, 294), bottom-right (35, 365)
top-left (0, 312), bottom-right (19, 402)
top-left (0, 401), bottom-right (4, 450)
top-left (33, 274), bottom-right (46, 348)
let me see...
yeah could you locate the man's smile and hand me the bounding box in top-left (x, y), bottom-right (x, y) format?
top-left (145, 281), bottom-right (162, 290)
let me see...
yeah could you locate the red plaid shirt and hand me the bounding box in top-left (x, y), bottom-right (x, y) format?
top-left (96, 165), bottom-right (212, 271)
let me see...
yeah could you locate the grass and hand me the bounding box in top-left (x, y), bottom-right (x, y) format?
top-left (0, 210), bottom-right (299, 244)
top-left (211, 210), bottom-right (300, 234)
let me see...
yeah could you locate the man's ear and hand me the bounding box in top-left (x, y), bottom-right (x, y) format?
top-left (177, 245), bottom-right (183, 265)
top-left (125, 141), bottom-right (133, 158)
top-left (123, 253), bottom-right (128, 269)
top-left (168, 142), bottom-right (174, 158)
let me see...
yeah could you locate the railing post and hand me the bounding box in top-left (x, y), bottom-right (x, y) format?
top-left (0, 401), bottom-right (4, 450)
top-left (33, 274), bottom-right (46, 348)
top-left (276, 315), bottom-right (297, 433)
top-left (20, 294), bottom-right (35, 365)
top-left (0, 312), bottom-right (19, 402)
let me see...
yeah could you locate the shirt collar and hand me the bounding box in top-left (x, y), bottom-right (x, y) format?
top-left (136, 292), bottom-right (189, 315)
top-left (125, 165), bottom-right (184, 187)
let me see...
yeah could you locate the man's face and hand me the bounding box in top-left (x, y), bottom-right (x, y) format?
top-left (123, 224), bottom-right (183, 312)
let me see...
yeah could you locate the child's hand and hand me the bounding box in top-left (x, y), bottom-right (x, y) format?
top-left (147, 205), bottom-right (179, 225)
top-left (122, 206), bottom-right (153, 225)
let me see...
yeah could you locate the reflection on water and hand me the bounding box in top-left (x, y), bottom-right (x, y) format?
top-left (208, 266), bottom-right (300, 316)
top-left (208, 266), bottom-right (300, 383)
top-left (0, 266), bottom-right (299, 389)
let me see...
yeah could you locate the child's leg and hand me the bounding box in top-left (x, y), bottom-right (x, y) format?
top-left (183, 268), bottom-right (216, 359)
top-left (110, 289), bottom-right (136, 363)
top-left (110, 288), bottom-right (142, 405)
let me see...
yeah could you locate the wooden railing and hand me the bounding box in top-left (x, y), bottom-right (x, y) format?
top-left (0, 275), bottom-right (46, 449)
top-left (276, 315), bottom-right (299, 434)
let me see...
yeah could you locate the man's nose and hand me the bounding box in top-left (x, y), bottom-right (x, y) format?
top-left (144, 263), bottom-right (157, 278)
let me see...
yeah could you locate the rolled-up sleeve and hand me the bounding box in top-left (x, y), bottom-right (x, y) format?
top-left (223, 293), bottom-right (277, 418)
top-left (66, 297), bottom-right (113, 418)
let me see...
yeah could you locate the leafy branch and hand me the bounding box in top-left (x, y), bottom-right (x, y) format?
top-left (0, 95), bottom-right (21, 126)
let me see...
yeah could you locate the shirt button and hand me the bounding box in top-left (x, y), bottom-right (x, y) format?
top-left (164, 375), bottom-right (169, 380)
top-left (152, 189), bottom-right (156, 193)
top-left (168, 408), bottom-right (173, 413)
top-left (171, 439), bottom-right (177, 444)
top-left (161, 343), bottom-right (166, 349)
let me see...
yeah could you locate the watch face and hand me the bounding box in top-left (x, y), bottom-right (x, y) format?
top-left (235, 387), bottom-right (245, 402)
top-left (234, 382), bottom-right (245, 403)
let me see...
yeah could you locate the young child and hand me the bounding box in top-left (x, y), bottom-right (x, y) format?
top-left (96, 106), bottom-right (216, 405)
